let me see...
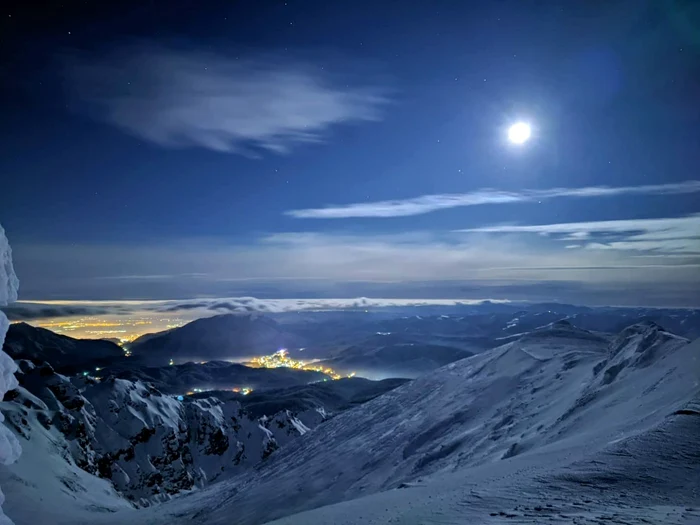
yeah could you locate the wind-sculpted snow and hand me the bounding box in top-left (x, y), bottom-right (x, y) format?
top-left (146, 323), bottom-right (697, 525)
top-left (0, 224), bottom-right (20, 525)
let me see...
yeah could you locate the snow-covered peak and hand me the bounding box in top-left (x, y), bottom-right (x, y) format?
top-left (628, 319), bottom-right (663, 330)
top-left (535, 318), bottom-right (579, 333)
top-left (615, 319), bottom-right (669, 339)
top-left (516, 318), bottom-right (610, 346)
top-left (608, 320), bottom-right (690, 364)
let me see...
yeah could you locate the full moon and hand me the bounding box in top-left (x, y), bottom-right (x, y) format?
top-left (508, 122), bottom-right (531, 144)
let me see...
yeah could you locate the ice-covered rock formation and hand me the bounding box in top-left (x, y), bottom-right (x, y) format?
top-left (0, 224), bottom-right (20, 525)
top-left (1, 364), bottom-right (330, 506)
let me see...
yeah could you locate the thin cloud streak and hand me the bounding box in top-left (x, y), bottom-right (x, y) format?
top-left (15, 231), bottom-right (699, 286)
top-left (12, 235), bottom-right (700, 305)
top-left (287, 181), bottom-right (700, 218)
top-left (459, 215), bottom-right (700, 254)
top-left (458, 215), bottom-right (700, 235)
top-left (65, 44), bottom-right (387, 155)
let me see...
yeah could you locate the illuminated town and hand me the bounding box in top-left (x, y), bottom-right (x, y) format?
top-left (165, 350), bottom-right (354, 400)
top-left (185, 386), bottom-right (252, 396)
top-left (26, 316), bottom-right (187, 345)
top-left (21, 314), bottom-right (356, 396)
top-left (247, 349), bottom-right (355, 381)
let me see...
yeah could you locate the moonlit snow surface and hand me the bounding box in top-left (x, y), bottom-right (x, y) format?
top-left (508, 122), bottom-right (531, 144)
top-left (1, 313), bottom-right (699, 524)
top-left (0, 224), bottom-right (21, 525)
top-left (119, 322), bottom-right (698, 525)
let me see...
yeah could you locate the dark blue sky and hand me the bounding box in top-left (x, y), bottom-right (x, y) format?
top-left (1, 0), bottom-right (699, 305)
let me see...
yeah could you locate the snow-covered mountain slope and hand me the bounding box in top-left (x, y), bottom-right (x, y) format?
top-left (145, 322), bottom-right (697, 525)
top-left (318, 333), bottom-right (472, 379)
top-left (0, 318), bottom-right (696, 525)
top-left (3, 322), bottom-right (126, 374)
top-left (267, 390), bottom-right (700, 525)
top-left (0, 382), bottom-right (133, 525)
top-left (0, 362), bottom-right (407, 525)
top-left (0, 361), bottom-right (333, 517)
top-left (228, 377), bottom-right (409, 418)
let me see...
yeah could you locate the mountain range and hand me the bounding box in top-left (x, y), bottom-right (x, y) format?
top-left (128, 304), bottom-right (700, 377)
top-left (143, 320), bottom-right (698, 525)
top-left (128, 314), bottom-right (301, 365)
top-left (0, 359), bottom-right (405, 514)
top-left (0, 308), bottom-right (698, 525)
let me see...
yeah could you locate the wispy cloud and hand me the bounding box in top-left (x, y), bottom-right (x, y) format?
top-left (287, 181), bottom-right (700, 218)
top-left (12, 229), bottom-right (700, 305)
top-left (4, 302), bottom-right (121, 321)
top-left (65, 44), bottom-right (387, 155)
top-left (95, 273), bottom-right (209, 280)
top-left (459, 215), bottom-right (700, 254)
top-left (9, 297), bottom-right (502, 325)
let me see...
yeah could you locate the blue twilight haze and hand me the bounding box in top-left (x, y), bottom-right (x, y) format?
top-left (1, 0), bottom-right (699, 306)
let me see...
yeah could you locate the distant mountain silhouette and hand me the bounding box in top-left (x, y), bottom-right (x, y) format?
top-left (3, 322), bottom-right (126, 374)
top-left (129, 313), bottom-right (302, 365)
top-left (320, 333), bottom-right (472, 378)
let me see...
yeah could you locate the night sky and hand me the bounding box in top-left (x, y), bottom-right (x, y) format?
top-left (1, 0), bottom-right (699, 305)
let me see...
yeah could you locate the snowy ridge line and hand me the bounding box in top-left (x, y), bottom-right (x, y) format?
top-left (0, 290), bottom-right (698, 524)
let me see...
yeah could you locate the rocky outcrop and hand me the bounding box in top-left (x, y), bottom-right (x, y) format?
top-left (1, 363), bottom-right (330, 505)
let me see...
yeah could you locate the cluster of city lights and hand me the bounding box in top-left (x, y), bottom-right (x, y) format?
top-left (184, 386), bottom-right (252, 396)
top-left (77, 346), bottom-right (355, 406)
top-left (27, 316), bottom-right (185, 345)
top-left (247, 349), bottom-right (355, 381)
